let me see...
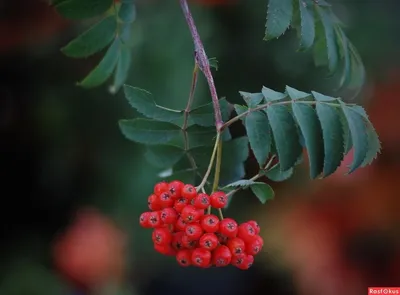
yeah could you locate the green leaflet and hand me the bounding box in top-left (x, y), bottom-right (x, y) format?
top-left (264, 163), bottom-right (294, 182)
top-left (298, 0), bottom-right (315, 50)
top-left (111, 45), bottom-right (131, 93)
top-left (118, 0), bottom-right (136, 23)
top-left (262, 86), bottom-right (287, 102)
top-left (123, 86), bottom-right (183, 125)
top-left (266, 104), bottom-right (302, 171)
top-left (315, 103), bottom-right (345, 177)
top-left (223, 179), bottom-right (256, 189)
top-left (119, 118), bottom-right (181, 145)
top-left (162, 169), bottom-right (197, 185)
top-left (335, 27), bottom-right (351, 89)
top-left (186, 125), bottom-right (232, 149)
top-left (245, 111), bottom-right (271, 167)
top-left (250, 182), bottom-right (275, 204)
top-left (78, 38), bottom-right (120, 88)
top-left (54, 0), bottom-right (113, 19)
top-left (144, 145), bottom-right (185, 168)
top-left (286, 85), bottom-right (311, 100)
top-left (61, 16), bottom-right (117, 58)
top-left (234, 104), bottom-right (248, 124)
top-left (265, 0), bottom-right (293, 40)
top-left (188, 98), bottom-right (231, 127)
top-left (239, 92), bottom-right (264, 108)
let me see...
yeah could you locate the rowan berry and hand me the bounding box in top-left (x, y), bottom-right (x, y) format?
top-left (148, 194), bottom-right (162, 211)
top-left (159, 191), bottom-right (174, 208)
top-left (235, 254), bottom-right (254, 270)
top-left (231, 253), bottom-right (246, 268)
top-left (219, 218), bottom-right (238, 238)
top-left (176, 249), bottom-right (192, 267)
top-left (237, 222), bottom-right (256, 242)
top-left (152, 228), bottom-right (172, 246)
top-left (245, 235), bottom-right (263, 255)
top-left (181, 235), bottom-right (198, 249)
top-left (154, 244), bottom-right (175, 256)
top-left (193, 193), bottom-right (210, 209)
top-left (154, 181), bottom-right (169, 196)
top-left (247, 220), bottom-right (260, 235)
top-left (212, 245), bottom-right (232, 267)
top-left (210, 191), bottom-right (228, 208)
top-left (148, 211), bottom-right (162, 228)
top-left (227, 237), bottom-right (246, 255)
top-left (175, 217), bottom-right (188, 232)
top-left (181, 184), bottom-right (197, 200)
top-left (185, 223), bottom-right (203, 241)
top-left (216, 232), bottom-right (229, 244)
top-left (171, 232), bottom-right (185, 251)
top-left (200, 214), bottom-right (220, 233)
top-left (173, 197), bottom-right (189, 213)
top-left (160, 208), bottom-right (178, 224)
top-left (139, 212), bottom-right (152, 228)
top-left (191, 248), bottom-right (211, 268)
top-left (199, 233), bottom-right (219, 251)
top-left (181, 205), bottom-right (200, 223)
top-left (168, 180), bottom-right (184, 199)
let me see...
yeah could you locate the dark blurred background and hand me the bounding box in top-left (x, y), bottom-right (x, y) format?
top-left (0, 0), bottom-right (399, 295)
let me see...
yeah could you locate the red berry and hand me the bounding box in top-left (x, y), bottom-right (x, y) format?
top-left (160, 208), bottom-right (178, 224)
top-left (235, 254), bottom-right (254, 270)
top-left (193, 193), bottom-right (210, 210)
top-left (231, 253), bottom-right (246, 268)
top-left (175, 217), bottom-right (188, 232)
top-left (219, 218), bottom-right (238, 238)
top-left (152, 228), bottom-right (172, 246)
top-left (176, 249), bottom-right (192, 267)
top-left (212, 245), bottom-right (232, 267)
top-left (191, 248), bottom-right (211, 268)
top-left (197, 209), bottom-right (205, 219)
top-left (245, 235), bottom-right (263, 255)
top-left (139, 212), bottom-right (152, 228)
top-left (181, 184), bottom-right (197, 200)
top-left (148, 211), bottom-right (162, 228)
top-left (168, 180), bottom-right (184, 199)
top-left (237, 223), bottom-right (256, 243)
top-left (199, 233), bottom-right (219, 251)
top-left (200, 214), bottom-right (220, 233)
top-left (171, 232), bottom-right (185, 251)
top-left (148, 194), bottom-right (162, 211)
top-left (154, 244), bottom-right (175, 256)
top-left (210, 191), bottom-right (228, 208)
top-left (247, 220), bottom-right (260, 235)
top-left (181, 235), bottom-right (198, 249)
top-left (185, 223), bottom-right (203, 241)
top-left (154, 181), bottom-right (169, 196)
top-left (181, 205), bottom-right (201, 223)
top-left (173, 197), bottom-right (189, 213)
top-left (227, 237), bottom-right (246, 255)
top-left (216, 232), bottom-right (229, 244)
top-left (159, 191), bottom-right (174, 208)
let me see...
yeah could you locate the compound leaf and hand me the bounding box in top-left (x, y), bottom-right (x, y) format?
top-left (245, 111), bottom-right (271, 167)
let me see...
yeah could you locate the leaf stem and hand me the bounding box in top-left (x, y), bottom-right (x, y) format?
top-left (212, 138), bottom-right (222, 192)
top-left (218, 208), bottom-right (224, 220)
top-left (179, 0), bottom-right (223, 131)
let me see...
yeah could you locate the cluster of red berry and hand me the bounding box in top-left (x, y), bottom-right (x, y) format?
top-left (139, 181), bottom-right (263, 269)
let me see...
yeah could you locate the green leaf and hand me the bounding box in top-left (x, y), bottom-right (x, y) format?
top-left (285, 85), bottom-right (310, 100)
top-left (335, 27), bottom-right (351, 89)
top-left (209, 57), bottom-right (219, 71)
top-left (111, 45), bottom-right (131, 94)
top-left (144, 145), bottom-right (185, 168)
top-left (239, 92), bottom-right (264, 108)
top-left (292, 102), bottom-right (324, 178)
top-left (234, 104), bottom-right (248, 124)
top-left (250, 182), bottom-right (275, 204)
top-left (298, 0), bottom-right (315, 50)
top-left (118, 1), bottom-right (136, 23)
top-left (162, 168), bottom-right (197, 185)
top-left (340, 104), bottom-right (369, 173)
top-left (61, 16), bottom-right (117, 58)
top-left (265, 0), bottom-right (293, 40)
top-left (245, 111), bottom-right (271, 167)
top-left (315, 103), bottom-right (345, 177)
top-left (123, 86), bottom-right (183, 124)
top-left (315, 6), bottom-right (338, 72)
top-left (54, 0), bottom-right (113, 19)
top-left (119, 118), bottom-right (181, 145)
top-left (78, 38), bottom-right (120, 88)
top-left (189, 98), bottom-right (231, 127)
top-left (266, 105), bottom-right (302, 171)
top-left (311, 91), bottom-right (337, 102)
top-left (264, 164), bottom-right (294, 182)
top-left (186, 125), bottom-right (231, 148)
top-left (223, 179), bottom-right (255, 189)
top-left (262, 86), bottom-right (287, 102)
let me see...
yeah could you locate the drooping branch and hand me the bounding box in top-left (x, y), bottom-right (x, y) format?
top-left (179, 0), bottom-right (224, 131)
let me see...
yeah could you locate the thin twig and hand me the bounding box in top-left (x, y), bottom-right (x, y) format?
top-left (212, 138), bottom-right (222, 192)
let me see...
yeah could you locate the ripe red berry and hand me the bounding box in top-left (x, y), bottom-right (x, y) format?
top-left (176, 249), bottom-right (192, 267)
top-left (160, 208), bottom-right (178, 224)
top-left (200, 214), bottom-right (220, 233)
top-left (212, 245), bottom-right (232, 267)
top-left (191, 248), bottom-right (211, 268)
top-left (235, 254), bottom-right (254, 270)
top-left (247, 220), bottom-right (260, 235)
top-left (210, 191), bottom-right (228, 208)
top-left (168, 180), bottom-right (184, 199)
top-left (219, 218), bottom-right (238, 238)
top-left (148, 194), bottom-right (162, 211)
top-left (227, 237), bottom-right (246, 255)
top-left (181, 184), bottom-right (197, 200)
top-left (181, 205), bottom-right (201, 223)
top-left (175, 217), bottom-right (188, 232)
top-left (199, 233), bottom-right (219, 251)
top-left (185, 223), bottom-right (203, 241)
top-left (231, 253), bottom-right (246, 268)
top-left (216, 232), bottom-right (229, 244)
top-left (148, 211), bottom-right (162, 228)
top-left (139, 212), bottom-right (152, 228)
top-left (173, 197), bottom-right (189, 213)
top-left (193, 193), bottom-right (210, 209)
top-left (154, 244), bottom-right (175, 256)
top-left (245, 235), bottom-right (263, 255)
top-left (154, 181), bottom-right (169, 196)
top-left (171, 232), bottom-right (185, 251)
top-left (159, 191), bottom-right (174, 208)
top-left (181, 235), bottom-right (198, 249)
top-left (237, 223), bottom-right (257, 242)
top-left (152, 227), bottom-right (172, 246)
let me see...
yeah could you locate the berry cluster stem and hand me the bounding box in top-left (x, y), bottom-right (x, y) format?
top-left (179, 0), bottom-right (224, 132)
